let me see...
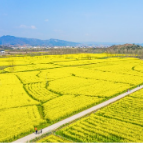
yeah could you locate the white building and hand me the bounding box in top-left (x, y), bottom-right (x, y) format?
top-left (0, 51), bottom-right (5, 54)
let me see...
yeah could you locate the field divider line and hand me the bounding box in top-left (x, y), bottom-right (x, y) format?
top-left (12, 85), bottom-right (143, 143)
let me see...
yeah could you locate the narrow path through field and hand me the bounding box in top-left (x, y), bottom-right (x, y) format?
top-left (12, 85), bottom-right (143, 143)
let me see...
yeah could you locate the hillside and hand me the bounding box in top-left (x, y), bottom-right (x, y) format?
top-left (0, 35), bottom-right (80, 46)
top-left (108, 44), bottom-right (143, 50)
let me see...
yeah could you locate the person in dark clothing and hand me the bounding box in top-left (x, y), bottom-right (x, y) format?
top-left (35, 127), bottom-right (38, 134)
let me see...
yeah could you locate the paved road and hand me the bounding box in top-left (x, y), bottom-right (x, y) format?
top-left (12, 85), bottom-right (143, 143)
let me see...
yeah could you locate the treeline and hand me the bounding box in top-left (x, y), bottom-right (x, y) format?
top-left (47, 48), bottom-right (106, 55)
top-left (2, 44), bottom-right (143, 58)
top-left (0, 45), bottom-right (13, 50)
top-left (4, 47), bottom-right (106, 56)
top-left (105, 44), bottom-right (143, 58)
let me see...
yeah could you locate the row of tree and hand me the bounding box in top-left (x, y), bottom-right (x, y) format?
top-left (105, 44), bottom-right (143, 58)
top-left (2, 44), bottom-right (143, 58)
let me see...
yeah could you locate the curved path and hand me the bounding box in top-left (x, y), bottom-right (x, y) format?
top-left (12, 85), bottom-right (143, 143)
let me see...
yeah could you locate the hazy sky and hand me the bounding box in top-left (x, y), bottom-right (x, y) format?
top-left (0, 0), bottom-right (143, 43)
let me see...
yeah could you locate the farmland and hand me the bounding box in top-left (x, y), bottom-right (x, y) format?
top-left (36, 134), bottom-right (70, 142)
top-left (0, 53), bottom-right (143, 142)
top-left (55, 88), bottom-right (143, 142)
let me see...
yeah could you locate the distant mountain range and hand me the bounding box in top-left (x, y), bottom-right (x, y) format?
top-left (0, 35), bottom-right (80, 46)
top-left (0, 35), bottom-right (143, 47)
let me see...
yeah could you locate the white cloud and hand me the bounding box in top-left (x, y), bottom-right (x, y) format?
top-left (45, 19), bottom-right (49, 22)
top-left (31, 25), bottom-right (36, 29)
top-left (19, 25), bottom-right (27, 28)
top-left (19, 25), bottom-right (36, 29)
top-left (85, 33), bottom-right (90, 36)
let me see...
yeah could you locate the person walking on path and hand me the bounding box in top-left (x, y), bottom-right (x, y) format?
top-left (34, 127), bottom-right (38, 134)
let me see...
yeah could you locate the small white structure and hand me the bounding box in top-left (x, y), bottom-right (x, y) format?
top-left (0, 51), bottom-right (5, 55)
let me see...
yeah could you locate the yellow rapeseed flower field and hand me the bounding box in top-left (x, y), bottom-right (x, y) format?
top-left (43, 95), bottom-right (104, 121)
top-left (0, 53), bottom-right (143, 141)
top-left (56, 88), bottom-right (143, 142)
top-left (0, 74), bottom-right (39, 110)
top-left (0, 106), bottom-right (46, 142)
top-left (37, 134), bottom-right (70, 142)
